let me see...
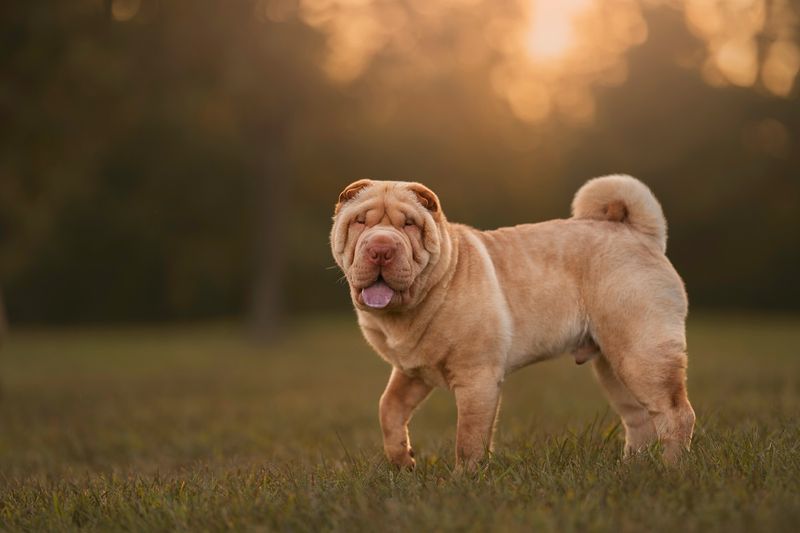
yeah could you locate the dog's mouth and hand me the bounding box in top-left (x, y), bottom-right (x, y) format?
top-left (361, 275), bottom-right (395, 309)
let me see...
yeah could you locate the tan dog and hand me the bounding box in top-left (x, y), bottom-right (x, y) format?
top-left (330, 175), bottom-right (695, 469)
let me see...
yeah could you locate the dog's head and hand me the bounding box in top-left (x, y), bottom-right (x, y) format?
top-left (330, 179), bottom-right (449, 312)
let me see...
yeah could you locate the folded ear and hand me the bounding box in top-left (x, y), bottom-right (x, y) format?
top-left (409, 183), bottom-right (441, 219)
top-left (334, 179), bottom-right (372, 215)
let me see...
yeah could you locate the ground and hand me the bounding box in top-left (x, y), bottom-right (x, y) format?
top-left (0, 313), bottom-right (798, 531)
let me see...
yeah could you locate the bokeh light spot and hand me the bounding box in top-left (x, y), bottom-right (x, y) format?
top-left (762, 41), bottom-right (800, 96)
top-left (715, 38), bottom-right (758, 87)
top-left (111, 0), bottom-right (141, 22)
top-left (524, 0), bottom-right (592, 62)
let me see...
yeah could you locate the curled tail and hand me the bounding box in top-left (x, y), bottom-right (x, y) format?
top-left (571, 174), bottom-right (667, 252)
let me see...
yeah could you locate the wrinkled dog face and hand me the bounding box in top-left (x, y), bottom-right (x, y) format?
top-left (330, 180), bottom-right (445, 312)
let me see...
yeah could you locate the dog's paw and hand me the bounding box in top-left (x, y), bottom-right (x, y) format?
top-left (387, 447), bottom-right (416, 470)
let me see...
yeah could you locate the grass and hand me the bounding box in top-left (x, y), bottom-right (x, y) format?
top-left (0, 313), bottom-right (799, 531)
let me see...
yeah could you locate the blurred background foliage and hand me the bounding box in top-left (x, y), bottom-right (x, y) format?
top-left (0, 0), bottom-right (798, 328)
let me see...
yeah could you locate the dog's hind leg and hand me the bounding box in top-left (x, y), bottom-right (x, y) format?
top-left (605, 344), bottom-right (696, 464)
top-left (592, 355), bottom-right (657, 456)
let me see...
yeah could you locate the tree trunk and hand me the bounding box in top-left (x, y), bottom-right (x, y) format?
top-left (248, 146), bottom-right (288, 342)
top-left (0, 288), bottom-right (7, 342)
top-left (0, 288), bottom-right (5, 399)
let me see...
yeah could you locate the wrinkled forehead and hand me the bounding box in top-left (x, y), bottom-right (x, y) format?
top-left (346, 182), bottom-right (421, 219)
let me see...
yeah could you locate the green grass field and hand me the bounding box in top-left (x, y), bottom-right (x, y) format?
top-left (1, 313), bottom-right (799, 531)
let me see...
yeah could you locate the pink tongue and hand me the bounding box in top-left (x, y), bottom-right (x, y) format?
top-left (362, 280), bottom-right (395, 309)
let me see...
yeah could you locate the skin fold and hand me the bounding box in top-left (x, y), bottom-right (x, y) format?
top-left (330, 176), bottom-right (695, 469)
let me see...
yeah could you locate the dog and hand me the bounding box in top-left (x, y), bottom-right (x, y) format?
top-left (330, 175), bottom-right (695, 469)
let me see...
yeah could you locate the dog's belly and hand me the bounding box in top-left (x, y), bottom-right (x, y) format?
top-left (501, 285), bottom-right (588, 373)
top-left (505, 332), bottom-right (599, 373)
top-left (505, 324), bottom-right (586, 373)
top-left (506, 348), bottom-right (566, 373)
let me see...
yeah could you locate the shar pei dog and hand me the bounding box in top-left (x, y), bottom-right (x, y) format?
top-left (330, 175), bottom-right (695, 469)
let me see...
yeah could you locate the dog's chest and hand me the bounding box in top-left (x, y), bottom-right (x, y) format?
top-left (360, 324), bottom-right (450, 387)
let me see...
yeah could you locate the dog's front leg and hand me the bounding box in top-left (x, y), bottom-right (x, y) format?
top-left (379, 367), bottom-right (433, 469)
top-left (454, 372), bottom-right (502, 470)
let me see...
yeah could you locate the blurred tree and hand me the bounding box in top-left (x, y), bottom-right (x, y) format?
top-left (0, 289), bottom-right (7, 340)
top-left (0, 0), bottom-right (321, 326)
top-left (0, 0), bottom-right (797, 324)
top-left (248, 141), bottom-right (289, 340)
top-left (228, 11), bottom-right (321, 339)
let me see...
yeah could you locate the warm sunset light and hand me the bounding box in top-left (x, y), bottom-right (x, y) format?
top-left (294, 0), bottom-right (798, 122)
top-left (4, 1), bottom-right (799, 529)
top-left (684, 0), bottom-right (800, 95)
top-left (523, 0), bottom-right (592, 62)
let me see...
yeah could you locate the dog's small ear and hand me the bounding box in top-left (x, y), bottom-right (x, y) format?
top-left (409, 183), bottom-right (441, 219)
top-left (335, 179), bottom-right (372, 215)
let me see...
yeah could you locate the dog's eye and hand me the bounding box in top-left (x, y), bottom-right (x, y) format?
top-left (404, 219), bottom-right (415, 227)
top-left (355, 215), bottom-right (365, 225)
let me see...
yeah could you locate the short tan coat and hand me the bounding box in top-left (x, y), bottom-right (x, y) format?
top-left (330, 175), bottom-right (695, 468)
